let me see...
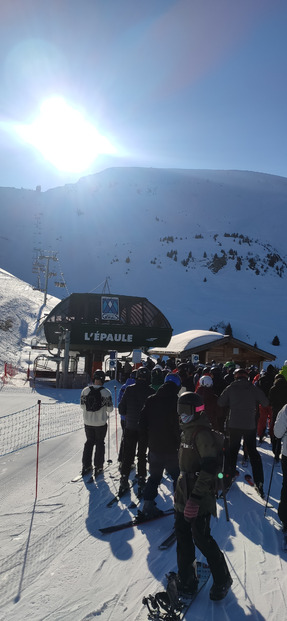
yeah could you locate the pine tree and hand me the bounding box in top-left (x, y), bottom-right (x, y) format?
top-left (272, 335), bottom-right (280, 346)
top-left (225, 323), bottom-right (233, 336)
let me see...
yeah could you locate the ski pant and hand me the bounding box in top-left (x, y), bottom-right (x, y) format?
top-left (278, 455), bottom-right (287, 528)
top-left (257, 405), bottom-right (272, 439)
top-left (175, 511), bottom-right (230, 588)
top-left (118, 419), bottom-right (125, 463)
top-left (143, 452), bottom-right (180, 501)
top-left (120, 427), bottom-right (147, 479)
top-left (82, 423), bottom-right (107, 470)
top-left (227, 427), bottom-right (264, 485)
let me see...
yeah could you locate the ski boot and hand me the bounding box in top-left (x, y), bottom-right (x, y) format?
top-left (142, 500), bottom-right (162, 518)
top-left (118, 474), bottom-right (129, 495)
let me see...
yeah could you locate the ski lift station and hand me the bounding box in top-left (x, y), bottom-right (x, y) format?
top-left (37, 293), bottom-right (172, 387)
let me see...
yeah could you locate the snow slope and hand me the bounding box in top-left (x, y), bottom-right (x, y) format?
top-left (1, 167), bottom-right (287, 364)
top-left (0, 374), bottom-right (286, 621)
top-left (0, 268), bottom-right (60, 371)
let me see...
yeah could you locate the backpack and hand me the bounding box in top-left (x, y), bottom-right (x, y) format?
top-left (192, 426), bottom-right (225, 478)
top-left (85, 386), bottom-right (104, 412)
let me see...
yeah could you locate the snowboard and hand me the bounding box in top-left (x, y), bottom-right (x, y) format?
top-left (142, 561), bottom-right (211, 620)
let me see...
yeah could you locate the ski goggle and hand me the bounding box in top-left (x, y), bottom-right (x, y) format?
top-left (180, 404), bottom-right (205, 424)
top-left (195, 404), bottom-right (205, 412)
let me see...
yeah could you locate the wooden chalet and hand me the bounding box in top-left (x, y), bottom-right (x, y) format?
top-left (149, 330), bottom-right (276, 370)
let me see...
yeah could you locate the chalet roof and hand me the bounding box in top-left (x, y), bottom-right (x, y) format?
top-left (149, 329), bottom-right (276, 361)
top-left (148, 329), bottom-right (225, 356)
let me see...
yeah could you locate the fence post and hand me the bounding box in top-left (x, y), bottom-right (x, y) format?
top-left (35, 400), bottom-right (41, 500)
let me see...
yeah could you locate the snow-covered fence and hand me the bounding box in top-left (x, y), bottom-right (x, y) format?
top-left (0, 401), bottom-right (83, 456)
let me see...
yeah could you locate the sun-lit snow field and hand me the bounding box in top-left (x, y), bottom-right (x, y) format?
top-left (1, 373), bottom-right (287, 621)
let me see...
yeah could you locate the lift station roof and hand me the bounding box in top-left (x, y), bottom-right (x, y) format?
top-left (43, 293), bottom-right (172, 353)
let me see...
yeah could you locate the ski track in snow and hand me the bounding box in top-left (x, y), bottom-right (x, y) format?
top-left (1, 385), bottom-right (287, 620)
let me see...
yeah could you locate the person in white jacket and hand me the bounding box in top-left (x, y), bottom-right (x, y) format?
top-left (274, 404), bottom-right (287, 531)
top-left (80, 370), bottom-right (113, 476)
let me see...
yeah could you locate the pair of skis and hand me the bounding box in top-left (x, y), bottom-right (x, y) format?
top-left (71, 462), bottom-right (114, 484)
top-left (106, 476), bottom-right (139, 507)
top-left (218, 471), bottom-right (272, 508)
top-left (142, 562), bottom-right (211, 620)
top-left (99, 508), bottom-right (174, 534)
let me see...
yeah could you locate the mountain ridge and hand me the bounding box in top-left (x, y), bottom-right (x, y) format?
top-left (1, 166), bottom-right (286, 365)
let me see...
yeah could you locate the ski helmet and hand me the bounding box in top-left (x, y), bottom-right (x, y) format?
top-left (151, 366), bottom-right (164, 382)
top-left (177, 391), bottom-right (204, 422)
top-left (164, 372), bottom-right (181, 388)
top-left (199, 375), bottom-right (213, 388)
top-left (177, 363), bottom-right (188, 376)
top-left (136, 366), bottom-right (151, 382)
top-left (93, 370), bottom-right (105, 383)
top-left (233, 368), bottom-right (249, 379)
top-left (224, 361), bottom-right (235, 370)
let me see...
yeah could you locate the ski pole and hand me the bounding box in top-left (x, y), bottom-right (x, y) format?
top-left (264, 450), bottom-right (278, 516)
top-left (107, 414), bottom-right (112, 464)
top-left (220, 439), bottom-right (230, 522)
top-left (114, 385), bottom-right (118, 454)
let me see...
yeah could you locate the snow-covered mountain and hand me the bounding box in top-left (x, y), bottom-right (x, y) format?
top-left (0, 268), bottom-right (60, 372)
top-left (1, 167), bottom-right (287, 365)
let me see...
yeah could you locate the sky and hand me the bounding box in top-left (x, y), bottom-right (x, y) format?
top-left (0, 0), bottom-right (287, 191)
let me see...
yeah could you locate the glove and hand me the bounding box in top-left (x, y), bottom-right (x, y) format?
top-left (184, 498), bottom-right (200, 522)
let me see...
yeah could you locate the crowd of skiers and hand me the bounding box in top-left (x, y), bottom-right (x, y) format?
top-left (80, 356), bottom-right (287, 603)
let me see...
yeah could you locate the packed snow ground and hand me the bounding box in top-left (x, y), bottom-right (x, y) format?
top-left (1, 374), bottom-right (287, 621)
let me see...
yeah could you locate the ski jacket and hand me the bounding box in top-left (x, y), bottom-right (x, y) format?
top-left (139, 382), bottom-right (180, 454)
top-left (80, 384), bottom-right (113, 427)
top-left (274, 405), bottom-right (287, 457)
top-left (195, 385), bottom-right (222, 431)
top-left (258, 370), bottom-right (276, 397)
top-left (269, 376), bottom-right (287, 417)
top-left (217, 378), bottom-right (268, 430)
top-left (117, 377), bottom-right (135, 409)
top-left (174, 412), bottom-right (218, 517)
top-left (118, 380), bottom-right (155, 430)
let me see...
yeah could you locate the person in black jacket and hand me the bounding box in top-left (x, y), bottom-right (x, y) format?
top-left (218, 368), bottom-right (269, 497)
top-left (256, 365), bottom-right (276, 443)
top-left (118, 367), bottom-right (155, 495)
top-left (139, 373), bottom-right (181, 517)
top-left (269, 373), bottom-right (287, 460)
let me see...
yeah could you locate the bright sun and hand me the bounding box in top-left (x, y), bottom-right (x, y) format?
top-left (17, 97), bottom-right (116, 173)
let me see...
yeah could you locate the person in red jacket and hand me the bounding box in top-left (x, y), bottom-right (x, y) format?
top-left (195, 375), bottom-right (222, 431)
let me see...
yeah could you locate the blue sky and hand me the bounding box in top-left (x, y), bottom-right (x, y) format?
top-left (0, 0), bottom-right (287, 190)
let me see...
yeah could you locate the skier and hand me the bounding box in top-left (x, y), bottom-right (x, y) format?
top-left (117, 370), bottom-right (137, 468)
top-left (268, 372), bottom-right (287, 460)
top-left (195, 374), bottom-right (222, 431)
top-left (274, 404), bottom-right (287, 533)
top-left (256, 365), bottom-right (276, 442)
top-left (174, 391), bottom-right (232, 601)
top-left (218, 367), bottom-right (269, 496)
top-left (139, 373), bottom-right (181, 517)
top-left (80, 370), bottom-right (113, 476)
top-left (177, 362), bottom-right (195, 393)
top-left (118, 366), bottom-right (155, 495)
top-left (150, 365), bottom-right (164, 391)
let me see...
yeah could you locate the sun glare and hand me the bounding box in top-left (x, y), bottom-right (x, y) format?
top-left (16, 97), bottom-right (116, 173)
